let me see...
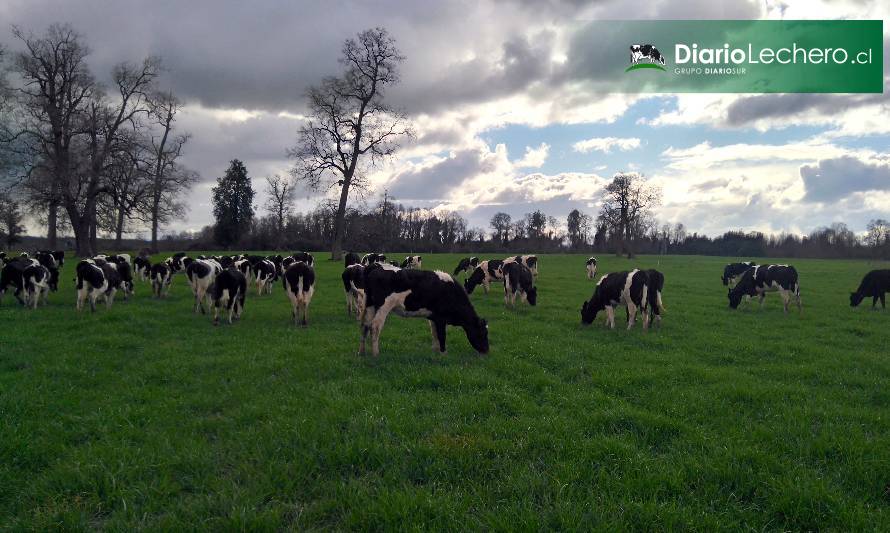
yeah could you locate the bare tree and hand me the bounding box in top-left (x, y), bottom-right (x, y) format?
top-left (97, 132), bottom-right (151, 247)
top-left (264, 174), bottom-right (296, 247)
top-left (0, 192), bottom-right (25, 249)
top-left (145, 90), bottom-right (194, 252)
top-left (289, 28), bottom-right (412, 260)
top-left (598, 172), bottom-right (661, 258)
top-left (490, 212), bottom-right (512, 244)
top-left (10, 24), bottom-right (95, 250)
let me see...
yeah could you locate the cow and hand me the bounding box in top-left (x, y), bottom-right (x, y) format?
top-left (150, 262), bottom-right (173, 298)
top-left (22, 264), bottom-right (52, 309)
top-left (283, 261), bottom-right (316, 326)
top-left (292, 251), bottom-right (315, 267)
top-left (359, 265), bottom-right (489, 357)
top-left (361, 253), bottom-right (387, 266)
top-left (234, 258), bottom-right (253, 283)
top-left (464, 260), bottom-right (505, 294)
top-left (134, 256), bottom-right (151, 281)
top-left (850, 269), bottom-right (890, 309)
top-left (210, 268), bottom-right (247, 326)
top-left (266, 255), bottom-right (284, 280)
top-left (503, 261), bottom-right (537, 307)
top-left (586, 257), bottom-right (598, 280)
top-left (33, 251), bottom-right (60, 292)
top-left (581, 270), bottom-right (650, 330)
top-left (166, 253), bottom-right (188, 274)
top-left (728, 264), bottom-right (801, 313)
top-left (344, 252), bottom-right (360, 267)
top-left (502, 255), bottom-right (538, 276)
top-left (342, 263), bottom-right (366, 319)
top-left (253, 259), bottom-right (276, 295)
top-left (0, 257), bottom-right (37, 306)
top-left (722, 261), bottom-right (756, 287)
top-left (630, 44), bottom-right (666, 65)
top-left (401, 255), bottom-right (422, 269)
top-left (93, 258), bottom-right (124, 308)
top-left (453, 257), bottom-right (479, 276)
top-left (0, 251), bottom-right (8, 267)
top-left (106, 257), bottom-right (134, 299)
top-left (75, 260), bottom-right (110, 312)
top-left (645, 269), bottom-right (666, 326)
top-left (186, 258), bottom-right (222, 314)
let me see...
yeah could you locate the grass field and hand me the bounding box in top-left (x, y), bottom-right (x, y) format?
top-left (2, 253), bottom-right (889, 530)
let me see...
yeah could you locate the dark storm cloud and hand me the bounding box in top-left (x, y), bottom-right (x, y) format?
top-left (800, 156), bottom-right (890, 202)
top-left (726, 93), bottom-right (888, 127)
top-left (386, 149), bottom-right (496, 201)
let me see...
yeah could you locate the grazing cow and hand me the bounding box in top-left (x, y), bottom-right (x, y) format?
top-left (722, 261), bottom-right (756, 287)
top-left (186, 258), bottom-right (222, 313)
top-left (464, 260), bottom-right (505, 294)
top-left (22, 264), bottom-right (51, 309)
top-left (150, 263), bottom-right (173, 298)
top-left (254, 259), bottom-right (277, 295)
top-left (645, 269), bottom-right (666, 326)
top-left (503, 261), bottom-right (537, 307)
top-left (134, 256), bottom-right (151, 281)
top-left (210, 268), bottom-right (247, 325)
top-left (361, 252), bottom-right (387, 266)
top-left (453, 256), bottom-right (479, 275)
top-left (586, 257), bottom-right (598, 280)
top-left (502, 255), bottom-right (538, 276)
top-left (344, 252), bottom-right (360, 267)
top-left (581, 270), bottom-right (650, 330)
top-left (284, 261), bottom-right (316, 326)
top-left (0, 257), bottom-right (37, 306)
top-left (850, 269), bottom-right (890, 309)
top-left (75, 260), bottom-right (110, 312)
top-left (630, 44), bottom-right (666, 65)
top-left (359, 265), bottom-right (489, 357)
top-left (342, 264), bottom-right (366, 319)
top-left (728, 264), bottom-right (801, 313)
top-left (401, 255), bottom-right (422, 269)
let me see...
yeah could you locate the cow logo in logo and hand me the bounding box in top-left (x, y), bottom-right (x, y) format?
top-left (627, 44), bottom-right (667, 72)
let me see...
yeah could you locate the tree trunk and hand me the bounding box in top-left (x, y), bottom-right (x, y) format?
top-left (329, 178), bottom-right (351, 260)
top-left (151, 205), bottom-right (160, 253)
top-left (114, 206), bottom-right (125, 249)
top-left (47, 200), bottom-right (58, 249)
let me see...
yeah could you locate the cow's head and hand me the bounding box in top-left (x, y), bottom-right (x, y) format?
top-left (580, 294), bottom-right (603, 325)
top-left (727, 287), bottom-right (744, 309)
top-left (850, 292), bottom-right (864, 307)
top-left (463, 316), bottom-right (489, 354)
top-left (527, 286), bottom-right (538, 306)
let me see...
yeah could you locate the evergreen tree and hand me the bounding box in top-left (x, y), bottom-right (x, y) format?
top-left (212, 159), bottom-right (255, 248)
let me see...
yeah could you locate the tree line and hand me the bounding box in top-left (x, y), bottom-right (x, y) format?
top-left (0, 23), bottom-right (196, 256)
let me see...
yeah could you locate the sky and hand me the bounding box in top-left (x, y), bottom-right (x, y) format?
top-left (1, 0), bottom-right (888, 238)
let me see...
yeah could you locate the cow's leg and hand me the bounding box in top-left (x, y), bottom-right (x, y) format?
top-left (370, 307), bottom-right (393, 357)
top-left (873, 295), bottom-right (879, 309)
top-left (301, 298), bottom-right (309, 326)
top-left (359, 305), bottom-right (375, 355)
top-left (213, 303), bottom-right (220, 326)
top-left (483, 278), bottom-right (490, 294)
top-left (758, 293), bottom-right (766, 309)
top-left (89, 290), bottom-right (97, 313)
top-left (434, 319), bottom-right (447, 354)
top-left (880, 292), bottom-right (886, 310)
top-left (780, 290), bottom-right (790, 314)
top-left (429, 320), bottom-right (439, 351)
top-left (626, 302), bottom-right (637, 330)
top-left (605, 306), bottom-right (615, 329)
top-left (106, 289), bottom-right (116, 309)
top-left (503, 279), bottom-right (510, 307)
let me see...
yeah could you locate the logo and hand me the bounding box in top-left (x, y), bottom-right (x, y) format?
top-left (627, 44), bottom-right (667, 72)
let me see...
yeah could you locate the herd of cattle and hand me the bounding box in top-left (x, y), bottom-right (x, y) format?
top-left (1, 250), bottom-right (889, 356)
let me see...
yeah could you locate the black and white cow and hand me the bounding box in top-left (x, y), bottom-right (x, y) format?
top-left (22, 264), bottom-right (52, 309)
top-left (453, 257), bottom-right (479, 276)
top-left (344, 252), bottom-right (360, 267)
top-left (33, 251), bottom-right (60, 292)
top-left (0, 257), bottom-right (37, 306)
top-left (134, 256), bottom-right (151, 281)
top-left (106, 256), bottom-right (134, 299)
top-left (342, 263), bottom-right (366, 319)
top-left (266, 255), bottom-right (284, 280)
top-left (722, 261), bottom-right (756, 287)
top-left (464, 260), bottom-right (505, 294)
top-left (361, 252), bottom-right (387, 266)
top-left (254, 259), bottom-right (277, 295)
top-left (581, 270), bottom-right (650, 330)
top-left (502, 255), bottom-right (538, 276)
top-left (150, 262), bottom-right (173, 298)
top-left (401, 255), bottom-right (422, 269)
top-left (166, 253), bottom-right (188, 274)
top-left (283, 261), bottom-right (316, 326)
top-left (292, 251), bottom-right (315, 267)
top-left (210, 268), bottom-right (247, 326)
top-left (645, 269), bottom-right (666, 326)
top-left (75, 260), bottom-right (110, 312)
top-left (850, 269), bottom-right (890, 309)
top-left (630, 44), bottom-right (666, 65)
top-left (728, 264), bottom-right (801, 313)
top-left (234, 258), bottom-right (253, 283)
top-left (503, 261), bottom-right (537, 307)
top-left (586, 257), bottom-right (598, 280)
top-left (94, 258), bottom-right (125, 307)
top-left (186, 258), bottom-right (222, 314)
top-left (359, 264), bottom-right (489, 357)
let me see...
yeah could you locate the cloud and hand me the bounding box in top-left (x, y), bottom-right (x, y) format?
top-left (573, 136), bottom-right (641, 154)
top-left (514, 143), bottom-right (550, 168)
top-left (800, 156), bottom-right (890, 202)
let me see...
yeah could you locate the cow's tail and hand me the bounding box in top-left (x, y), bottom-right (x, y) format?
top-left (656, 290), bottom-right (666, 313)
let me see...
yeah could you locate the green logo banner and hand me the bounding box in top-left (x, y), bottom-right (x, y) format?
top-left (577, 20), bottom-right (883, 93)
